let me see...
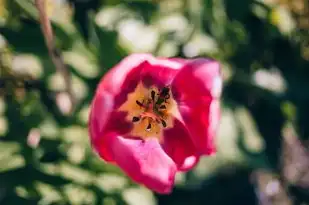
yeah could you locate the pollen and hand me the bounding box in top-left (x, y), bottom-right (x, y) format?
top-left (118, 83), bottom-right (175, 141)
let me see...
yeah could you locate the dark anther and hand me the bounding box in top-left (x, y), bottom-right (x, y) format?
top-left (151, 90), bottom-right (155, 101)
top-left (161, 120), bottom-right (167, 128)
top-left (132, 116), bottom-right (140, 122)
top-left (146, 123), bottom-right (152, 131)
top-left (161, 87), bottom-right (170, 95)
top-left (136, 100), bottom-right (144, 107)
top-left (159, 105), bottom-right (166, 109)
top-left (156, 86), bottom-right (171, 105)
top-left (164, 94), bottom-right (170, 103)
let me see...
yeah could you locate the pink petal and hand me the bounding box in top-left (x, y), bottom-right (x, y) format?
top-left (89, 90), bottom-right (115, 162)
top-left (140, 57), bottom-right (184, 88)
top-left (93, 111), bottom-right (133, 162)
top-left (110, 136), bottom-right (177, 194)
top-left (96, 54), bottom-right (188, 110)
top-left (162, 119), bottom-right (199, 171)
top-left (89, 54), bottom-right (184, 169)
top-left (97, 53), bottom-right (152, 96)
top-left (164, 58), bottom-right (191, 64)
top-left (171, 59), bottom-right (222, 155)
top-left (89, 90), bottom-right (132, 162)
top-left (89, 54), bottom-right (152, 161)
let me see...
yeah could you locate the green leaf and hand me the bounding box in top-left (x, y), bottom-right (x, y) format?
top-left (93, 23), bottom-right (128, 70)
top-left (14, 0), bottom-right (39, 20)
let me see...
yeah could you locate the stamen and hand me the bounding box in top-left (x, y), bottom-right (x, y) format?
top-left (162, 87), bottom-right (169, 93)
top-left (155, 87), bottom-right (171, 105)
top-left (163, 95), bottom-right (170, 104)
top-left (132, 116), bottom-right (140, 122)
top-left (159, 87), bottom-right (169, 97)
top-left (151, 90), bottom-right (155, 101)
top-left (136, 100), bottom-right (144, 107)
top-left (130, 86), bottom-right (173, 136)
top-left (146, 122), bottom-right (152, 131)
top-left (161, 120), bottom-right (167, 128)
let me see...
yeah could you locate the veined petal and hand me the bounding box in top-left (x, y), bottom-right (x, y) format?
top-left (162, 119), bottom-right (199, 171)
top-left (171, 59), bottom-right (222, 155)
top-left (110, 136), bottom-right (177, 194)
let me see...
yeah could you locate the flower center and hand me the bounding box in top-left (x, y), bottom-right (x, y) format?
top-left (118, 83), bottom-right (175, 141)
top-left (132, 88), bottom-right (170, 129)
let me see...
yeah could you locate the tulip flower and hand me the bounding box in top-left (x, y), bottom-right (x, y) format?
top-left (88, 54), bottom-right (222, 194)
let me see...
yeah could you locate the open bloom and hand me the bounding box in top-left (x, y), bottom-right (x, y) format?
top-left (88, 54), bottom-right (222, 194)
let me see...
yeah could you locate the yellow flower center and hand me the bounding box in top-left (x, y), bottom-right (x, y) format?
top-left (118, 83), bottom-right (176, 142)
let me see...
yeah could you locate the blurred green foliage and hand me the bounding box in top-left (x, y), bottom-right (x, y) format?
top-left (0, 0), bottom-right (309, 204)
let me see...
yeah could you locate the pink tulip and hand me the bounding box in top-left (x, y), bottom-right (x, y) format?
top-left (88, 54), bottom-right (222, 194)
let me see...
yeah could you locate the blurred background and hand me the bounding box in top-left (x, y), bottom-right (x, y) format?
top-left (0, 0), bottom-right (309, 204)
